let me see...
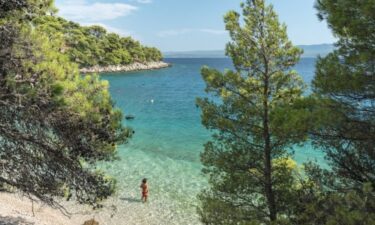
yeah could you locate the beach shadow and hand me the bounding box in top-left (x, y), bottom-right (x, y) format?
top-left (120, 197), bottom-right (142, 203)
top-left (0, 215), bottom-right (34, 225)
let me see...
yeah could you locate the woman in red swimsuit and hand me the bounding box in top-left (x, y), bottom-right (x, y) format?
top-left (140, 178), bottom-right (148, 203)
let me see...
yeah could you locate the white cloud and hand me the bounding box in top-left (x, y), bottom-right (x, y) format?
top-left (81, 22), bottom-right (133, 37)
top-left (158, 29), bottom-right (192, 37)
top-left (57, 0), bottom-right (137, 22)
top-left (199, 29), bottom-right (227, 35)
top-left (157, 28), bottom-right (227, 37)
top-left (131, 0), bottom-right (152, 3)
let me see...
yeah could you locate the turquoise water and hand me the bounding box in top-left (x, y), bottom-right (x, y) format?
top-left (97, 58), bottom-right (325, 224)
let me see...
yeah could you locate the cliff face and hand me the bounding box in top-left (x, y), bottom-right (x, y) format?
top-left (80, 61), bottom-right (171, 74)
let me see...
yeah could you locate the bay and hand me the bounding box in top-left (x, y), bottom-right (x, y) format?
top-left (96, 58), bottom-right (325, 224)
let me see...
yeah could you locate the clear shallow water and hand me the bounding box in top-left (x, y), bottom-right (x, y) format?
top-left (96, 58), bottom-right (325, 224)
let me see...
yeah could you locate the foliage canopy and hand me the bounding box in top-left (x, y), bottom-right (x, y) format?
top-left (0, 0), bottom-right (132, 209)
top-left (34, 16), bottom-right (163, 67)
top-left (196, 0), bottom-right (307, 224)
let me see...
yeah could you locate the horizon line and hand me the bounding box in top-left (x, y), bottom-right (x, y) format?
top-left (162, 43), bottom-right (334, 53)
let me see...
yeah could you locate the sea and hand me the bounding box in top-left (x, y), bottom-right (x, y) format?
top-left (93, 58), bottom-right (326, 225)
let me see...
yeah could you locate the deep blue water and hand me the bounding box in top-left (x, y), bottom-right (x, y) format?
top-left (103, 58), bottom-right (321, 162)
top-left (98, 58), bottom-right (325, 224)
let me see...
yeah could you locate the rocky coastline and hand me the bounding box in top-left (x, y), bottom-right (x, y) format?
top-left (80, 61), bottom-right (171, 74)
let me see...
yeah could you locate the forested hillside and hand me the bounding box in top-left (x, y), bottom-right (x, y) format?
top-left (34, 16), bottom-right (163, 67)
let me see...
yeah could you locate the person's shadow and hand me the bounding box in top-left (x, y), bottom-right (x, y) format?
top-left (120, 197), bottom-right (142, 203)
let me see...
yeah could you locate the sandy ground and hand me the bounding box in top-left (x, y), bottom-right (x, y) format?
top-left (0, 192), bottom-right (96, 225)
top-left (0, 190), bottom-right (200, 225)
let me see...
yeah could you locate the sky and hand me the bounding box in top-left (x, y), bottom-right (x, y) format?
top-left (55, 0), bottom-right (336, 52)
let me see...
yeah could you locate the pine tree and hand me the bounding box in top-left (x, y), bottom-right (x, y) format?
top-left (196, 0), bottom-right (306, 223)
top-left (312, 0), bottom-right (375, 189)
top-left (291, 1), bottom-right (375, 224)
top-left (0, 0), bottom-right (131, 209)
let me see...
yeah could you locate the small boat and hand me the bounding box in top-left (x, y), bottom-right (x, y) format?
top-left (125, 115), bottom-right (135, 120)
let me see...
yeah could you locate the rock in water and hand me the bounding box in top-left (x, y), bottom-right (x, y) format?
top-left (83, 219), bottom-right (99, 225)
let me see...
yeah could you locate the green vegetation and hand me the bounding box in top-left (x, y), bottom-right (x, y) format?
top-left (33, 16), bottom-right (163, 67)
top-left (0, 0), bottom-right (132, 208)
top-left (296, 0), bottom-right (375, 223)
top-left (1, 0), bottom-right (374, 223)
top-left (312, 0), bottom-right (375, 190)
top-left (196, 0), bottom-right (308, 223)
top-left (197, 0), bottom-right (375, 224)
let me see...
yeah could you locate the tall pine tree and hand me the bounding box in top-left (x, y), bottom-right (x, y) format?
top-left (312, 0), bottom-right (375, 189)
top-left (196, 0), bottom-right (306, 224)
top-left (291, 1), bottom-right (375, 224)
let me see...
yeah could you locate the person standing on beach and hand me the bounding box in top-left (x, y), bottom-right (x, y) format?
top-left (140, 178), bottom-right (148, 203)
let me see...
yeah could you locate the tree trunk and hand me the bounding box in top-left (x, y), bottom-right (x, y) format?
top-left (263, 74), bottom-right (277, 221)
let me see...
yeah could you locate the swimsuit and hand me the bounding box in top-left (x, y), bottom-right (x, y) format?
top-left (141, 184), bottom-right (148, 197)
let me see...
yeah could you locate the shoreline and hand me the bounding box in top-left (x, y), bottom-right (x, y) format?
top-left (80, 61), bottom-right (171, 74)
top-left (0, 187), bottom-right (202, 225)
top-left (0, 191), bottom-right (124, 225)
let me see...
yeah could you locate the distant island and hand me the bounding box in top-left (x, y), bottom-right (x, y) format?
top-left (35, 16), bottom-right (168, 73)
top-left (163, 44), bottom-right (334, 58)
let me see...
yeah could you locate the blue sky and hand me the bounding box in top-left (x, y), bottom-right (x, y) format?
top-left (55, 0), bottom-right (335, 52)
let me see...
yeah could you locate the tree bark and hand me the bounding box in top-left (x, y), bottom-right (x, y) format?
top-left (263, 71), bottom-right (277, 221)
